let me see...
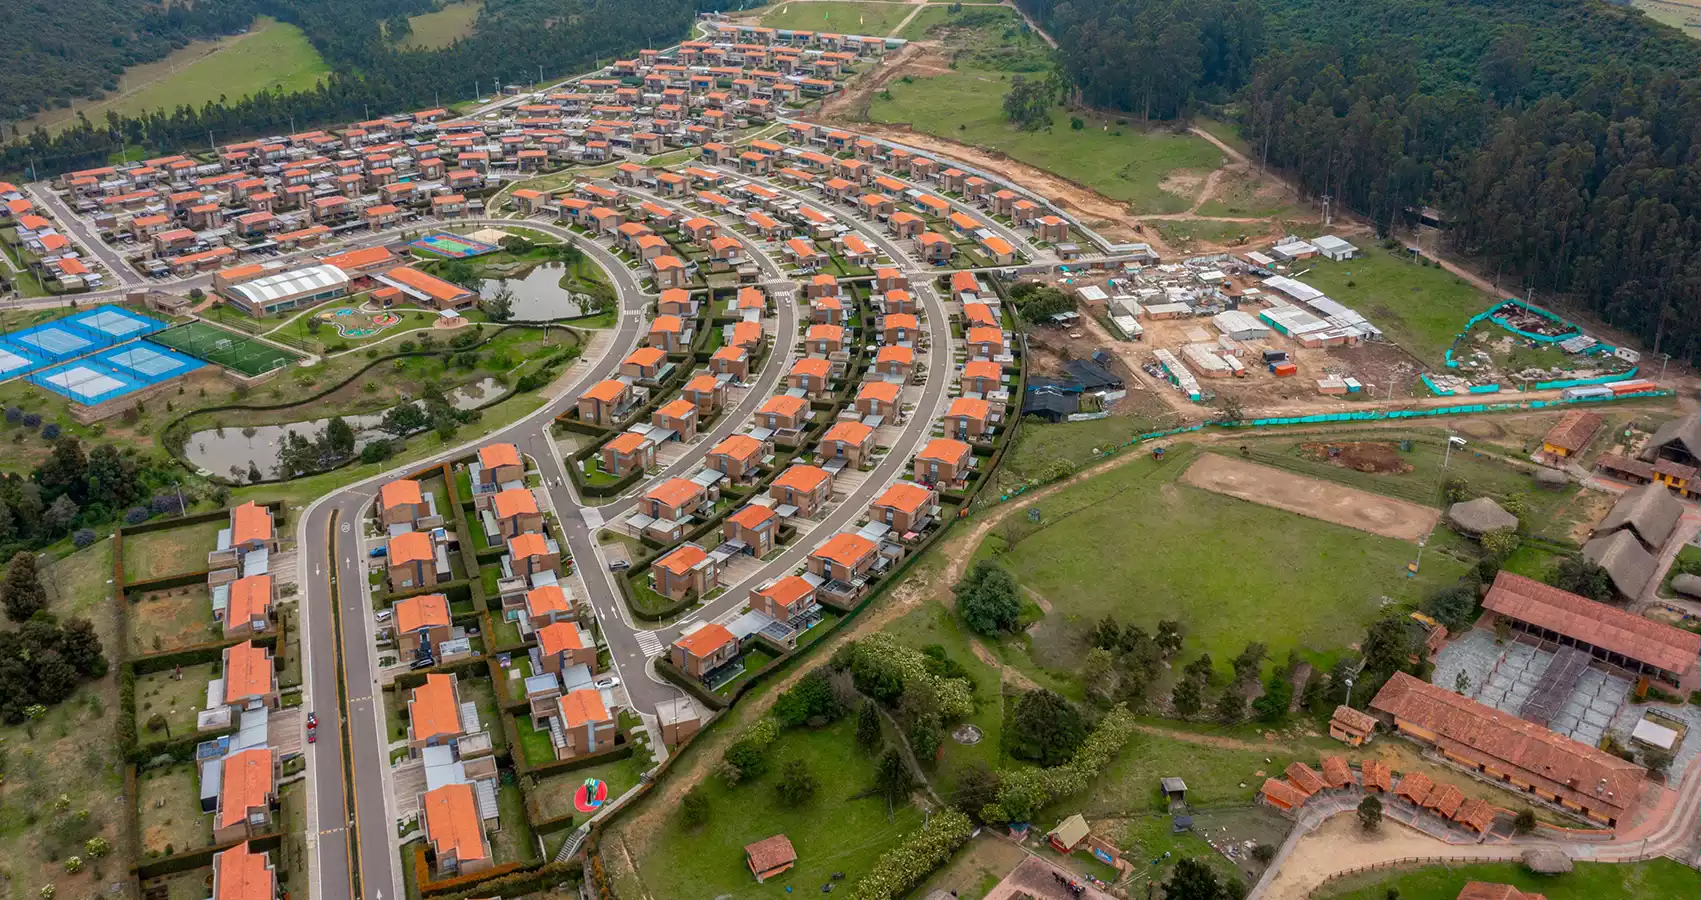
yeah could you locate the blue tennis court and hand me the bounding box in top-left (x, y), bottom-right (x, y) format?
top-left (5, 322), bottom-right (97, 362)
top-left (64, 305), bottom-right (166, 342)
top-left (94, 341), bottom-right (203, 383)
top-left (30, 361), bottom-right (145, 406)
top-left (0, 344), bottom-right (45, 379)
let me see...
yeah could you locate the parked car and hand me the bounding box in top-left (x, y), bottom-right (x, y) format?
top-left (369, 546), bottom-right (388, 558)
top-left (607, 558), bottom-right (630, 572)
top-left (306, 712), bottom-right (318, 743)
top-left (374, 609), bottom-right (392, 623)
top-left (594, 676), bottom-right (621, 689)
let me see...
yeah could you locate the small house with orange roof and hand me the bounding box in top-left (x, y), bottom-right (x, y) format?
top-left (219, 575), bottom-right (273, 639)
top-left (657, 287), bottom-right (697, 317)
top-left (1036, 215), bottom-right (1069, 243)
top-left (787, 357), bottom-right (834, 397)
top-left (517, 582), bottom-right (576, 629)
top-left (536, 620), bottom-right (597, 674)
top-left (731, 320), bottom-right (765, 352)
top-left (733, 286), bottom-right (766, 316)
top-left (578, 379), bottom-right (634, 426)
top-left (915, 438), bottom-right (973, 486)
top-left (671, 622), bottom-right (740, 682)
top-left (222, 640), bottom-right (279, 709)
top-left (654, 543), bottom-right (718, 601)
top-left (707, 434), bottom-right (768, 482)
top-left (711, 345), bottom-right (750, 380)
top-left (881, 288), bottom-right (917, 316)
top-left (552, 689), bottom-right (617, 760)
top-left (224, 502), bottom-right (276, 557)
top-left (1453, 799), bottom-right (1497, 834)
top-left (393, 593), bottom-right (453, 661)
top-left (875, 345), bottom-right (914, 382)
top-left (807, 532), bottom-right (878, 600)
top-left (784, 237), bottom-right (825, 270)
top-left (870, 482), bottom-right (937, 535)
top-left (888, 211), bottom-right (923, 239)
top-left (979, 234), bottom-right (1018, 265)
top-left (916, 231), bottom-right (953, 264)
top-left (856, 380), bottom-right (902, 419)
top-left (755, 394), bottom-right (811, 432)
top-left (641, 477), bottom-right (709, 527)
top-left (1329, 704), bottom-right (1378, 746)
top-left (961, 302), bottom-right (999, 330)
top-left (682, 373), bottom-right (728, 416)
top-left (945, 397), bottom-right (993, 440)
top-left (510, 188), bottom-right (550, 216)
top-left (882, 312), bottom-right (920, 346)
top-left (750, 575), bottom-right (820, 635)
top-left (406, 673), bottom-right (470, 754)
top-left (950, 270), bottom-right (984, 302)
top-left (420, 783), bottom-right (492, 876)
top-left (650, 254), bottom-right (689, 289)
top-left (387, 530), bottom-right (446, 591)
top-left (648, 314), bottom-right (688, 353)
top-left (804, 272), bottom-right (839, 300)
top-left (492, 487), bottom-right (543, 538)
top-left (806, 323), bottom-right (845, 356)
top-left (723, 503), bottom-right (779, 557)
top-left (966, 326), bottom-right (1006, 360)
top-left (1010, 198), bottom-right (1040, 225)
top-left (506, 532), bottom-right (561, 579)
top-left (1361, 759), bottom-right (1393, 792)
top-left (477, 442), bottom-right (524, 487)
top-left (810, 294), bottom-right (846, 325)
top-left (652, 397), bottom-right (700, 442)
top-left (1320, 756), bottom-right (1354, 790)
top-left (770, 464), bottom-right (833, 518)
top-left (1258, 777), bottom-right (1308, 813)
top-left (621, 346), bottom-right (669, 381)
top-left (211, 841), bottom-right (275, 900)
top-left (821, 420), bottom-right (875, 468)
top-left (745, 834), bottom-right (797, 884)
top-left (213, 748), bottom-right (276, 844)
top-left (961, 360), bottom-right (1004, 396)
top-left (875, 267), bottom-right (907, 293)
top-left (601, 431), bottom-right (657, 479)
top-left (1394, 771), bottom-right (1434, 806)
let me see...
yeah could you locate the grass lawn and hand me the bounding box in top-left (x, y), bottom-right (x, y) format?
top-left (136, 763), bottom-right (213, 854)
top-left (884, 597), bottom-right (1008, 796)
top-left (897, 4), bottom-right (1018, 41)
top-left (530, 753), bottom-right (649, 821)
top-left (1090, 725), bottom-right (1305, 817)
top-left (128, 584), bottom-right (221, 655)
top-left (869, 71), bottom-right (1224, 213)
top-left (135, 663), bottom-right (218, 739)
top-left (761, 1), bottom-right (914, 36)
top-left (581, 456), bottom-right (621, 486)
top-left (1237, 431), bottom-right (1564, 510)
top-left (1155, 218), bottom-right (1261, 250)
top-left (1316, 859), bottom-right (1699, 900)
top-left (458, 676), bottom-right (508, 752)
top-left (515, 714), bottom-right (557, 767)
top-left (1292, 249), bottom-right (1496, 366)
top-left (1000, 412), bottom-right (1179, 483)
top-left (121, 518), bottom-right (225, 583)
top-left (491, 781), bottom-right (537, 864)
top-left (637, 716), bottom-right (924, 899)
top-left (712, 646), bottom-right (777, 696)
top-left (399, 0), bottom-right (482, 48)
top-left (976, 444), bottom-right (1469, 682)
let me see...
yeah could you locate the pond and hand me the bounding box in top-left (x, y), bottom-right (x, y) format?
top-left (480, 263), bottom-right (592, 321)
top-left (182, 377), bottom-right (509, 478)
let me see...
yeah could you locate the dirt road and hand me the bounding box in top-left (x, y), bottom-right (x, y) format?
top-left (1181, 452), bottom-right (1440, 542)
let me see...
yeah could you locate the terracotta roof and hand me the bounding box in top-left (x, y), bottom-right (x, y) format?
top-left (409, 674), bottom-right (462, 741)
top-left (651, 314), bottom-right (684, 334)
top-left (877, 346), bottom-right (913, 364)
top-left (859, 381), bottom-right (901, 404)
top-left (884, 313), bottom-right (919, 331)
top-left (807, 324), bottom-right (843, 342)
top-left (674, 622), bottom-right (735, 658)
top-left (479, 443), bottom-right (521, 469)
top-left (774, 464), bottom-right (830, 493)
top-left (559, 688), bottom-right (611, 727)
top-left (625, 346), bottom-right (666, 368)
top-left (1483, 572), bottom-right (1699, 674)
top-left (379, 480), bottom-right (424, 512)
top-left (755, 575), bottom-right (814, 610)
top-left (918, 438), bottom-right (971, 464)
top-left (728, 504), bottom-right (777, 530)
top-left (948, 397), bottom-right (990, 420)
top-left (962, 360), bottom-right (1002, 381)
top-left (508, 532), bottom-right (551, 559)
top-left (744, 834), bottom-right (796, 873)
top-left (231, 502), bottom-right (272, 545)
top-left (214, 842), bottom-right (274, 900)
top-left (659, 288), bottom-right (692, 307)
top-left (884, 289), bottom-right (911, 306)
top-left (1320, 756), bottom-right (1353, 789)
top-left (1457, 883), bottom-right (1545, 900)
top-left (422, 784), bottom-right (488, 863)
top-left (1394, 771), bottom-right (1434, 805)
top-left (537, 621), bottom-right (589, 656)
top-left (823, 421), bottom-right (873, 445)
top-left (223, 640), bottom-right (273, 703)
top-left (395, 593), bottom-right (450, 634)
top-left (1259, 777), bottom-right (1307, 809)
top-left (607, 431), bottom-right (652, 455)
top-left (1361, 759), bottom-right (1393, 791)
top-left (733, 321), bottom-right (764, 345)
top-left (218, 748), bottom-right (274, 828)
top-left (526, 585), bottom-right (571, 618)
top-left (791, 358), bottom-right (832, 380)
top-left (967, 326), bottom-right (1004, 344)
top-left (812, 532), bottom-right (875, 568)
top-left (685, 374), bottom-right (721, 394)
top-left (322, 245), bottom-right (394, 271)
top-left (656, 398), bottom-right (697, 421)
top-left (1372, 673), bottom-right (1643, 815)
top-left (384, 265), bottom-right (472, 302)
top-left (656, 543), bottom-right (711, 575)
top-left (950, 271), bottom-right (979, 291)
top-left (759, 394), bottom-right (809, 419)
top-left (646, 477), bottom-right (704, 509)
top-left (493, 488), bottom-right (538, 519)
top-left (389, 531), bottom-right (433, 566)
top-left (1543, 410), bottom-right (1604, 453)
top-left (1453, 798), bottom-right (1497, 833)
top-left (1286, 762), bottom-right (1325, 796)
top-left (1424, 782), bottom-right (1466, 817)
top-left (583, 379), bottom-right (628, 403)
top-left (227, 575), bottom-right (272, 625)
top-left (710, 434), bottom-right (764, 461)
top-left (874, 482), bottom-right (934, 516)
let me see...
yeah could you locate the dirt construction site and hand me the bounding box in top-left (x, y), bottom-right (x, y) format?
top-left (1181, 452), bottom-right (1441, 541)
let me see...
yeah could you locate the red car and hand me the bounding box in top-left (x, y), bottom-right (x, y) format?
top-left (306, 712), bottom-right (318, 744)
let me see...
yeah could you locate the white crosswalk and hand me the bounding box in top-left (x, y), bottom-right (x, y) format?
top-left (634, 630), bottom-right (665, 656)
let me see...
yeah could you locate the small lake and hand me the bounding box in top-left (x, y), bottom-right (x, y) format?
top-left (480, 263), bottom-right (590, 321)
top-left (183, 377), bottom-right (508, 478)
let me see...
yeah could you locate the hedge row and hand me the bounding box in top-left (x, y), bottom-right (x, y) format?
top-left (135, 831), bottom-right (284, 879)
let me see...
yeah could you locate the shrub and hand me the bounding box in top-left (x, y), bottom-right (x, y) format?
top-left (4, 407), bottom-right (19, 424)
top-left (41, 424), bottom-right (60, 440)
top-left (71, 530), bottom-right (96, 549)
top-left (845, 809), bottom-right (974, 900)
top-left (22, 413), bottom-right (41, 429)
top-left (123, 507), bottom-right (149, 526)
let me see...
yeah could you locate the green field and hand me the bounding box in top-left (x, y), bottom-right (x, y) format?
top-left (121, 518), bottom-right (226, 583)
top-left (1317, 859), bottom-right (1700, 900)
top-left (1291, 248), bottom-right (1496, 366)
top-left (760, 1), bottom-right (916, 36)
top-left (153, 321), bottom-right (304, 376)
top-left (400, 1), bottom-right (482, 49)
top-left (870, 71), bottom-right (1224, 213)
top-left (897, 3), bottom-right (1018, 40)
top-left (975, 445), bottom-right (1468, 681)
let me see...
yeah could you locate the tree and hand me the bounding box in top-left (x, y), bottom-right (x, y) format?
top-left (1155, 619), bottom-right (1184, 656)
top-left (910, 720), bottom-right (941, 763)
top-left (2, 552), bottom-right (45, 622)
top-left (324, 417), bottom-right (355, 459)
top-left (954, 763), bottom-right (1000, 821)
top-left (1007, 688), bottom-right (1086, 765)
top-left (1164, 858), bottom-right (1229, 900)
top-left (1362, 616), bottom-right (1417, 676)
top-left (1083, 647), bottom-right (1116, 705)
top-left (1442, 477), bottom-right (1470, 504)
top-left (953, 559), bottom-right (1022, 635)
top-left (1091, 615), bottom-right (1122, 650)
top-left (1215, 688), bottom-right (1246, 723)
top-left (855, 699), bottom-right (882, 751)
top-left (438, 259), bottom-right (484, 291)
top-left (1552, 556), bottom-right (1615, 603)
top-left (360, 439), bottom-right (396, 464)
top-left (1253, 671), bottom-right (1293, 722)
top-left (1512, 809), bottom-right (1537, 834)
top-left (869, 747), bottom-right (913, 814)
top-left (772, 668), bottom-right (843, 728)
top-left (85, 444), bottom-right (140, 508)
top-left (680, 786), bottom-right (710, 827)
top-left (481, 285), bottom-right (515, 322)
top-left (775, 759), bottom-right (818, 807)
top-left (1454, 669), bottom-right (1471, 694)
top-left (58, 617), bottom-right (106, 677)
top-left (1231, 641), bottom-right (1267, 683)
top-left (1422, 585), bottom-right (1479, 632)
top-left (34, 436), bottom-right (88, 504)
top-left (1172, 672), bottom-right (1205, 718)
top-left (1001, 74), bottom-right (1052, 130)
top-left (44, 495), bottom-right (77, 535)
top-left (379, 401), bottom-right (430, 437)
top-left (1480, 528), bottom-right (1520, 560)
top-left (1358, 795), bottom-right (1384, 831)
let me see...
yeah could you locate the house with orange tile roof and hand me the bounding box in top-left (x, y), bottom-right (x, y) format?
top-left (225, 502), bottom-right (276, 555)
top-left (213, 748), bottom-right (276, 844)
top-left (578, 379), bottom-right (635, 426)
top-left (653, 543), bottom-right (718, 601)
top-left (492, 487), bottom-right (543, 538)
top-left (710, 345), bottom-right (751, 380)
top-left (881, 288), bottom-right (917, 316)
top-left (514, 582), bottom-right (576, 629)
top-left (1361, 759), bottom-right (1393, 792)
top-left (671, 622), bottom-right (740, 681)
top-left (807, 533), bottom-right (878, 602)
top-left (770, 464), bottom-right (833, 518)
top-left (707, 434), bottom-right (768, 483)
top-left (387, 530), bottom-right (446, 591)
top-left (961, 360), bottom-right (1004, 396)
top-left (787, 357), bottom-right (834, 397)
top-left (421, 783), bottom-right (492, 876)
top-left (875, 267), bottom-right (907, 293)
top-left (1257, 777), bottom-right (1308, 812)
top-left (219, 575), bottom-right (273, 639)
top-left (639, 479), bottom-right (708, 540)
top-left (870, 482), bottom-right (937, 534)
top-left (722, 504), bottom-right (779, 557)
top-left (222, 640), bottom-right (279, 709)
top-left (784, 237), bottom-right (825, 270)
top-left (888, 211), bottom-right (923, 239)
top-left (873, 345), bottom-right (914, 383)
top-left (653, 399), bottom-right (700, 442)
top-left (621, 346), bottom-right (669, 382)
top-left (211, 841), bottom-right (275, 900)
top-left (966, 326), bottom-right (1006, 360)
top-left (882, 312), bottom-right (920, 346)
top-left (916, 231), bottom-right (954, 264)
top-left (961, 302), bottom-right (999, 330)
top-left (1330, 704), bottom-right (1378, 746)
top-left (1035, 215), bottom-right (1069, 243)
top-left (536, 621), bottom-right (597, 674)
top-left (915, 438), bottom-right (973, 486)
top-left (393, 593), bottom-right (453, 662)
top-left (750, 574), bottom-right (820, 636)
top-left (730, 319), bottom-right (765, 352)
top-left (476, 442), bottom-right (524, 488)
top-left (550, 688), bottom-right (617, 760)
top-left (601, 431), bottom-right (657, 479)
top-left (506, 532), bottom-right (562, 579)
top-left (650, 254), bottom-right (689, 289)
top-left (805, 323), bottom-right (844, 356)
top-left (682, 373), bottom-right (728, 416)
top-left (821, 420), bottom-right (875, 468)
top-left (855, 380), bottom-right (902, 420)
top-left (809, 294), bottom-right (846, 326)
top-left (407, 673), bottom-right (472, 754)
top-left (978, 234), bottom-right (1017, 265)
top-left (803, 273), bottom-right (839, 300)
top-left (647, 314), bottom-right (688, 353)
top-left (1320, 755), bottom-right (1354, 789)
top-left (945, 397), bottom-right (993, 441)
top-left (755, 393), bottom-right (811, 433)
top-left (745, 834), bottom-right (798, 883)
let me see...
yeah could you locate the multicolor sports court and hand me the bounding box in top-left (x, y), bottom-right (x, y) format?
top-left (407, 231), bottom-right (498, 258)
top-left (0, 304), bottom-right (206, 408)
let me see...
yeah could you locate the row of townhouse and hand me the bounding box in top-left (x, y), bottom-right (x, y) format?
top-left (0, 183), bottom-right (103, 289)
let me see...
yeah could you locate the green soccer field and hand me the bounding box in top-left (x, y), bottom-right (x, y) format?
top-left (152, 322), bottom-right (302, 376)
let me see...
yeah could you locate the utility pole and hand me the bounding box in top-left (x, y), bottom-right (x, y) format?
top-left (1659, 352), bottom-right (1671, 383)
top-left (1321, 194), bottom-right (1332, 228)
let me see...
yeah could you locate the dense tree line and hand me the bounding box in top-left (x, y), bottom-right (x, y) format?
top-left (2, 0), bottom-right (725, 177)
top-left (0, 551), bottom-right (108, 724)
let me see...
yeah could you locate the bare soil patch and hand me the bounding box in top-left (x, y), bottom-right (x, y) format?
top-left (1297, 441), bottom-right (1415, 475)
top-left (1181, 453), bottom-right (1440, 542)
